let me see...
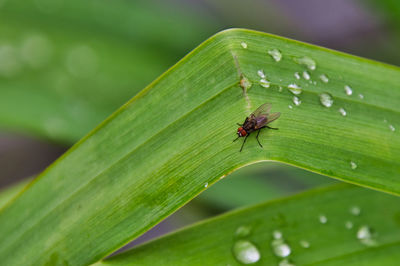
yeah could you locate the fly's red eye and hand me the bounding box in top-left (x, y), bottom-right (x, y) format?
top-left (239, 129), bottom-right (247, 136)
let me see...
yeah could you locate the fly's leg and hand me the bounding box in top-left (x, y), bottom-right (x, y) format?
top-left (237, 123), bottom-right (243, 126)
top-left (266, 125), bottom-right (278, 130)
top-left (256, 129), bottom-right (263, 148)
top-left (240, 135), bottom-right (249, 152)
top-left (233, 136), bottom-right (240, 142)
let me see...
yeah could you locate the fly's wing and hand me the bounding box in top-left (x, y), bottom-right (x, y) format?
top-left (251, 103), bottom-right (271, 117)
top-left (266, 112), bottom-right (281, 124)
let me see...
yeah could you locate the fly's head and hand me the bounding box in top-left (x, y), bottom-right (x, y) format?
top-left (237, 127), bottom-right (247, 137)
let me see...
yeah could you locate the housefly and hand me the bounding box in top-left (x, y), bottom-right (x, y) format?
top-left (233, 103), bottom-right (281, 152)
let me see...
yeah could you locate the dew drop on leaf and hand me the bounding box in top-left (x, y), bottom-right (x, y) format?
top-left (302, 71), bottom-right (310, 80)
top-left (319, 214), bottom-right (328, 224)
top-left (288, 84), bottom-right (302, 95)
top-left (345, 221), bottom-right (353, 229)
top-left (339, 107), bottom-right (347, 116)
top-left (357, 225), bottom-right (377, 246)
top-left (344, 85), bottom-right (353, 96)
top-left (232, 240), bottom-right (261, 264)
top-left (279, 258), bottom-right (296, 266)
top-left (319, 93), bottom-right (333, 107)
top-left (293, 56), bottom-right (316, 70)
top-left (350, 206), bottom-right (361, 216)
top-left (235, 226), bottom-right (252, 238)
top-left (293, 96), bottom-right (301, 106)
top-left (257, 69), bottom-right (265, 79)
top-left (268, 48), bottom-right (282, 62)
top-left (260, 78), bottom-right (270, 88)
top-left (271, 239), bottom-right (291, 258)
top-left (299, 240), bottom-right (310, 248)
top-left (241, 42), bottom-right (248, 49)
top-left (273, 230), bottom-right (282, 240)
top-left (319, 74), bottom-right (329, 83)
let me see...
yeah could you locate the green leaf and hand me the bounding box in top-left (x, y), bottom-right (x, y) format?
top-left (0, 177), bottom-right (31, 210)
top-left (95, 184), bottom-right (400, 265)
top-left (0, 29), bottom-right (399, 265)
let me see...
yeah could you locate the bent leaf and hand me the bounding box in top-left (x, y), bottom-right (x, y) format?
top-left (95, 184), bottom-right (400, 265)
top-left (0, 29), bottom-right (399, 265)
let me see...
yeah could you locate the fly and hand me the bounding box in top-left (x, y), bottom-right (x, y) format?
top-left (233, 103), bottom-right (281, 152)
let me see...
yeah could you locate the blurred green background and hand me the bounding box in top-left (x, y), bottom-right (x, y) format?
top-left (0, 0), bottom-right (399, 252)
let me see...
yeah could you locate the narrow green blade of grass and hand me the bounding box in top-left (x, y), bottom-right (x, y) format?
top-left (0, 177), bottom-right (32, 210)
top-left (95, 184), bottom-right (400, 265)
top-left (0, 29), bottom-right (399, 265)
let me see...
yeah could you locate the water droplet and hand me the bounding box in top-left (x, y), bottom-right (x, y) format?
top-left (344, 85), bottom-right (353, 96)
top-left (66, 45), bottom-right (98, 78)
top-left (240, 42), bottom-right (248, 49)
top-left (319, 215), bottom-right (327, 224)
top-left (294, 72), bottom-right (300, 80)
top-left (268, 48), bottom-right (282, 62)
top-left (240, 75), bottom-right (252, 91)
top-left (232, 240), bottom-right (261, 264)
top-left (350, 206), bottom-right (361, 216)
top-left (278, 86), bottom-right (283, 92)
top-left (271, 239), bottom-right (291, 258)
top-left (260, 78), bottom-right (270, 88)
top-left (358, 94), bottom-right (364, 99)
top-left (235, 226), bottom-right (252, 238)
top-left (288, 105), bottom-right (293, 109)
top-left (302, 71), bottom-right (310, 80)
top-left (345, 221), bottom-right (353, 229)
top-left (293, 96), bottom-right (301, 106)
top-left (319, 74), bottom-right (329, 83)
top-left (288, 84), bottom-right (302, 95)
top-left (279, 259), bottom-right (296, 266)
top-left (204, 182), bottom-right (208, 188)
top-left (0, 45), bottom-right (22, 77)
top-left (257, 69), bottom-right (265, 79)
top-left (357, 225), bottom-right (377, 246)
top-left (299, 240), bottom-right (310, 248)
top-left (339, 107), bottom-right (347, 116)
top-left (350, 161), bottom-right (357, 170)
top-left (389, 124), bottom-right (395, 132)
top-left (273, 230), bottom-right (282, 239)
top-left (20, 34), bottom-right (53, 69)
top-left (293, 56), bottom-right (316, 70)
top-left (319, 93), bottom-right (333, 108)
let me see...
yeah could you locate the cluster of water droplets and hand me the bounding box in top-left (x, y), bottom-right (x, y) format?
top-left (241, 45), bottom-right (395, 175)
top-left (232, 226), bottom-right (260, 264)
top-left (230, 202), bottom-right (381, 265)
